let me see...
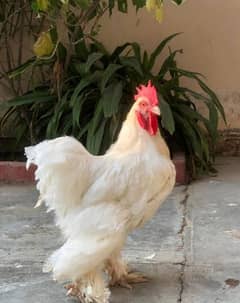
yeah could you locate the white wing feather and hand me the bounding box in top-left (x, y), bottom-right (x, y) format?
top-left (25, 136), bottom-right (94, 218)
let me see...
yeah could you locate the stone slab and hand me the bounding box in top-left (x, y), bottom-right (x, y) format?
top-left (1, 157), bottom-right (240, 303)
top-left (124, 187), bottom-right (186, 264)
top-left (182, 265), bottom-right (240, 303)
top-left (0, 185), bottom-right (185, 302)
top-left (183, 157), bottom-right (240, 302)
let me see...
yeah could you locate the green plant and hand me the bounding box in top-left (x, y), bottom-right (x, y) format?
top-left (0, 0), bottom-right (185, 140)
top-left (1, 33), bottom-right (225, 178)
top-left (0, 0), bottom-right (184, 99)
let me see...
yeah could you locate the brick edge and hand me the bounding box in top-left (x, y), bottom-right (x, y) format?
top-left (0, 162), bottom-right (35, 183)
top-left (0, 153), bottom-right (188, 185)
top-left (172, 152), bottom-right (189, 185)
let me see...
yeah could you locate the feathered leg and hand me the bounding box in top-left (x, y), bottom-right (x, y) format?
top-left (66, 270), bottom-right (110, 303)
top-left (106, 253), bottom-right (149, 289)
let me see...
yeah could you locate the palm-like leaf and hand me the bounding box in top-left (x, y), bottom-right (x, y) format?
top-left (0, 34), bottom-right (225, 178)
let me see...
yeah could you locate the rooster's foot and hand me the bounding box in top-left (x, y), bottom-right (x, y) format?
top-left (110, 271), bottom-right (149, 289)
top-left (65, 283), bottom-right (109, 303)
top-left (65, 283), bottom-right (80, 297)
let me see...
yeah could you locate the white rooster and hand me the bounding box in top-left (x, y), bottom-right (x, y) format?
top-left (25, 81), bottom-right (176, 303)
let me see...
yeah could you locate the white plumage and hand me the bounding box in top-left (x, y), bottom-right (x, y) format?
top-left (25, 83), bottom-right (176, 303)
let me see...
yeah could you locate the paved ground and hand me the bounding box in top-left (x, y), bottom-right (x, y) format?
top-left (0, 157), bottom-right (240, 303)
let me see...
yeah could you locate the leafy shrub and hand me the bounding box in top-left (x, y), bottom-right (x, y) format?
top-left (1, 33), bottom-right (225, 177)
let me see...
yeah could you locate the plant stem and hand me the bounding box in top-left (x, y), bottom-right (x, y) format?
top-left (17, 2), bottom-right (25, 94)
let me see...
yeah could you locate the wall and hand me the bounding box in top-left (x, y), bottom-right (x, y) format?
top-left (1, 1), bottom-right (239, 153)
top-left (98, 0), bottom-right (240, 131)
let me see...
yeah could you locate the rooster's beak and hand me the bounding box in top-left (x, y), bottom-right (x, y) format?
top-left (151, 106), bottom-right (160, 116)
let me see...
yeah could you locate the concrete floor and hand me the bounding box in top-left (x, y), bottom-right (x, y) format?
top-left (0, 157), bottom-right (240, 303)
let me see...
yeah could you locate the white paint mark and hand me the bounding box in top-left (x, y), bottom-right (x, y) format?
top-left (209, 180), bottom-right (221, 184)
top-left (144, 253), bottom-right (156, 260)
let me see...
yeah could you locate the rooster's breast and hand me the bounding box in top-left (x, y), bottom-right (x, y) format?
top-left (127, 155), bottom-right (176, 230)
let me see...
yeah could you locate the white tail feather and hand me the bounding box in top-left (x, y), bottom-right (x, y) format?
top-left (24, 136), bottom-right (93, 219)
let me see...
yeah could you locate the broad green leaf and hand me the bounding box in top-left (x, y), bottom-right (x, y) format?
top-left (187, 118), bottom-right (211, 168)
top-left (198, 79), bottom-right (226, 122)
top-left (188, 69), bottom-right (225, 122)
top-left (191, 122), bottom-right (210, 163)
top-left (120, 56), bottom-right (143, 76)
top-left (8, 58), bottom-right (35, 78)
top-left (111, 43), bottom-right (131, 60)
top-left (158, 49), bottom-right (182, 78)
top-left (62, 114), bottom-right (73, 134)
top-left (38, 110), bottom-right (53, 121)
top-left (0, 107), bottom-right (16, 129)
top-left (174, 87), bottom-right (210, 103)
top-left (74, 63), bottom-right (87, 76)
top-left (173, 102), bottom-right (215, 141)
top-left (101, 82), bottom-right (123, 118)
top-left (88, 102), bottom-right (103, 137)
top-left (15, 123), bottom-right (28, 145)
top-left (70, 71), bottom-right (102, 106)
top-left (159, 98), bottom-right (175, 134)
top-left (46, 118), bottom-right (56, 138)
top-left (132, 0), bottom-right (145, 9)
top-left (87, 120), bottom-right (107, 155)
top-left (46, 92), bottom-right (70, 137)
top-left (4, 92), bottom-right (55, 107)
top-left (174, 111), bottom-right (203, 159)
top-left (110, 114), bottom-right (122, 141)
top-left (46, 108), bottom-right (62, 138)
top-left (171, 0), bottom-right (185, 5)
top-left (86, 102), bottom-right (105, 153)
top-left (148, 33), bottom-right (181, 70)
top-left (85, 52), bottom-right (104, 73)
top-left (170, 67), bottom-right (205, 79)
top-left (118, 0), bottom-right (128, 12)
top-left (31, 1), bottom-right (39, 12)
top-left (74, 0), bottom-right (89, 9)
top-left (100, 64), bottom-right (123, 92)
top-left (142, 50), bottom-right (149, 71)
top-left (174, 103), bottom-right (207, 123)
top-left (108, 0), bottom-right (115, 14)
top-left (205, 101), bottom-right (219, 141)
top-left (88, 37), bottom-right (109, 55)
top-left (170, 67), bottom-right (226, 122)
top-left (131, 42), bottom-right (141, 62)
top-left (78, 121), bottom-right (91, 139)
top-left (75, 39), bottom-right (89, 60)
top-left (100, 120), bottom-right (112, 153)
top-left (72, 94), bottom-right (86, 129)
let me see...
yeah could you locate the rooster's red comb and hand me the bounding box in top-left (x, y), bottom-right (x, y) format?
top-left (134, 81), bottom-right (158, 106)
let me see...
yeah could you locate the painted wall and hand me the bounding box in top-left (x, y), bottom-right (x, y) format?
top-left (98, 0), bottom-right (240, 130)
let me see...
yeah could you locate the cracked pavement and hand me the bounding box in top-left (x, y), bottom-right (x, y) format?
top-left (0, 157), bottom-right (240, 303)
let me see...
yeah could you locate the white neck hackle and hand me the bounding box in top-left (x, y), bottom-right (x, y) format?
top-left (108, 101), bottom-right (170, 158)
